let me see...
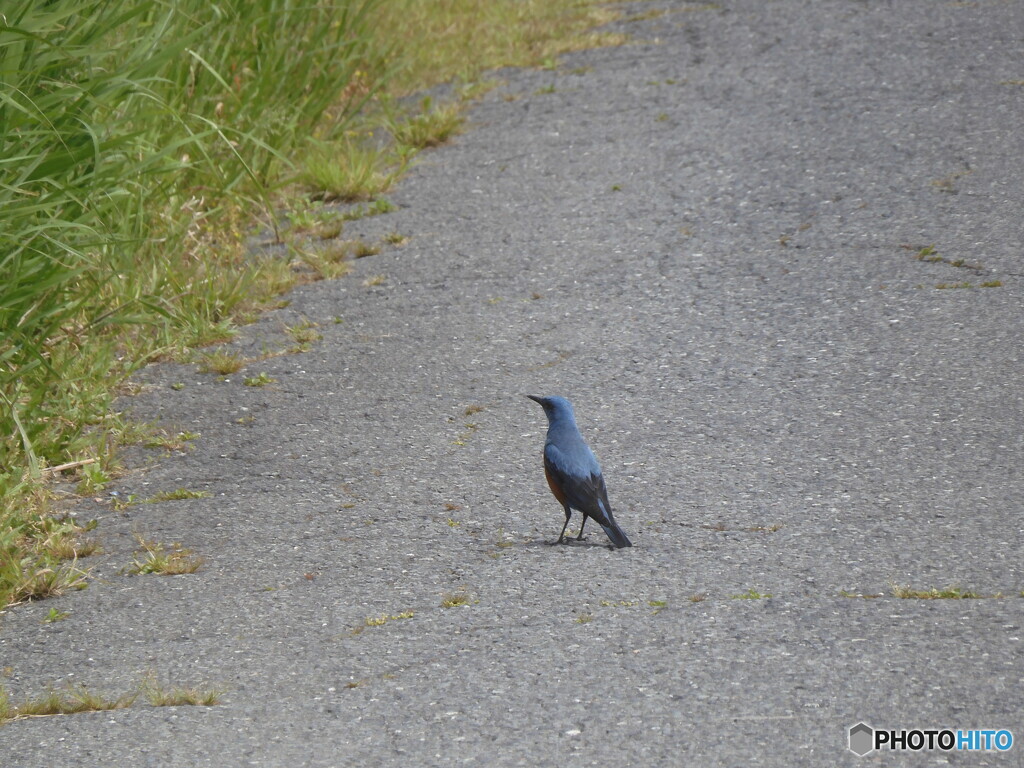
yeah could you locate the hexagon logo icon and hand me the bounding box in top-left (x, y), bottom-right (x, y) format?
top-left (848, 722), bottom-right (874, 756)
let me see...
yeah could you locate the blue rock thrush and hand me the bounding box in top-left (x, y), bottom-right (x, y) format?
top-left (527, 395), bottom-right (632, 548)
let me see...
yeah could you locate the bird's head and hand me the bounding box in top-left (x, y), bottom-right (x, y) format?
top-left (526, 394), bottom-right (576, 424)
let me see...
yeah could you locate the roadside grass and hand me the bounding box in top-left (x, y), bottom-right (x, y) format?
top-left (369, 0), bottom-right (625, 94)
top-left (1, 0), bottom-right (627, 608)
top-left (0, 675), bottom-right (222, 725)
top-left (387, 97), bottom-right (466, 150)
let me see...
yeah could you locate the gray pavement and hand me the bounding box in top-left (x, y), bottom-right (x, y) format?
top-left (2, 1), bottom-right (1023, 765)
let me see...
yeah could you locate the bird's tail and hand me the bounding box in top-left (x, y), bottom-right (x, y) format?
top-left (602, 521), bottom-right (632, 548)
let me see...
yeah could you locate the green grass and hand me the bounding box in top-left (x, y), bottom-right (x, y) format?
top-left (197, 350), bottom-right (247, 375)
top-left (0, 685), bottom-right (136, 724)
top-left (41, 607), bottom-right (70, 623)
top-left (141, 673), bottom-right (222, 707)
top-left (1, 0), bottom-right (628, 607)
top-left (124, 535), bottom-right (204, 576)
top-left (441, 589), bottom-right (472, 608)
top-left (730, 588), bottom-right (772, 600)
top-left (388, 97), bottom-right (465, 149)
top-left (890, 584), bottom-right (984, 599)
top-left (144, 488), bottom-right (210, 503)
top-left (301, 138), bottom-right (403, 203)
top-left (243, 372), bottom-right (276, 388)
top-left (369, 0), bottom-right (625, 94)
top-left (1, 675), bottom-right (222, 725)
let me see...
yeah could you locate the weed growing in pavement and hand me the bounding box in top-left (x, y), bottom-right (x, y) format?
top-left (441, 590), bottom-right (473, 608)
top-left (730, 588), bottom-right (772, 600)
top-left (197, 350), bottom-right (248, 376)
top-left (124, 535), bottom-right (204, 576)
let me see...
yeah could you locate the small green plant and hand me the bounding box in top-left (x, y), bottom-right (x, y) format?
top-left (363, 274), bottom-right (387, 287)
top-left (243, 373), bottom-right (276, 388)
top-left (494, 527), bottom-right (515, 548)
top-left (48, 532), bottom-right (102, 561)
top-left (534, 83), bottom-right (557, 95)
top-left (197, 350), bottom-right (247, 375)
top-left (446, 518), bottom-right (461, 527)
top-left (144, 430), bottom-right (201, 452)
top-left (144, 488), bottom-right (210, 503)
top-left (141, 673), bottom-right (222, 707)
top-left (981, 280), bottom-right (1003, 288)
top-left (370, 198), bottom-right (397, 215)
top-left (41, 607), bottom-right (70, 623)
top-left (731, 588), bottom-right (771, 600)
top-left (384, 232), bottom-right (409, 246)
top-left (302, 139), bottom-right (402, 203)
top-left (286, 321), bottom-right (323, 347)
top-left (0, 685), bottom-right (135, 724)
top-left (316, 219), bottom-right (345, 240)
top-left (351, 239), bottom-right (381, 258)
top-left (441, 590), bottom-right (472, 608)
top-left (890, 584), bottom-right (983, 599)
top-left (390, 97), bottom-right (465, 150)
top-left (574, 613), bottom-right (593, 624)
top-left (363, 611), bottom-right (414, 628)
top-left (171, 383), bottom-right (186, 391)
top-left (339, 198), bottom-right (398, 222)
top-left (290, 243), bottom-right (352, 282)
top-left (689, 594), bottom-right (707, 603)
top-left (125, 536), bottom-right (204, 576)
top-left (112, 493), bottom-right (139, 511)
top-left (76, 462), bottom-right (111, 495)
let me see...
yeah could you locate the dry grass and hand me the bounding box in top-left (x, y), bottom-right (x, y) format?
top-left (371, 1), bottom-right (626, 95)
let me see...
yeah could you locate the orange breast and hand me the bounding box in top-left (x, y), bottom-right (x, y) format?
top-left (544, 463), bottom-right (569, 506)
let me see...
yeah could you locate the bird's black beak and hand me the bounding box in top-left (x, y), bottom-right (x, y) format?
top-left (526, 395), bottom-right (545, 405)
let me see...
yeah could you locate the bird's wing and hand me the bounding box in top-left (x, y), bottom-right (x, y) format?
top-left (543, 443), bottom-right (614, 526)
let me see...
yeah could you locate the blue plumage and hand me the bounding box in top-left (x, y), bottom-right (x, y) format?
top-left (527, 395), bottom-right (632, 548)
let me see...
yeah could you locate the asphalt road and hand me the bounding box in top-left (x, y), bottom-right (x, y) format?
top-left (3, 1), bottom-right (1022, 765)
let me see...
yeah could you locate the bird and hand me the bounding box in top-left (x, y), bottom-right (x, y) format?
top-left (526, 395), bottom-right (632, 548)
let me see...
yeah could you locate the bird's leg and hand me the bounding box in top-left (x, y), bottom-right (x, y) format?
top-left (576, 515), bottom-right (588, 540)
top-left (557, 506), bottom-right (572, 544)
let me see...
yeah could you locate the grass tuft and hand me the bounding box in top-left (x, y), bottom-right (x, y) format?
top-left (441, 589), bottom-right (472, 608)
top-left (0, 685), bottom-right (135, 724)
top-left (389, 97), bottom-right (465, 150)
top-left (889, 584), bottom-right (984, 599)
top-left (144, 488), bottom-right (210, 503)
top-left (125, 535), bottom-right (204, 576)
top-left (730, 588), bottom-right (772, 600)
top-left (142, 674), bottom-right (222, 707)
